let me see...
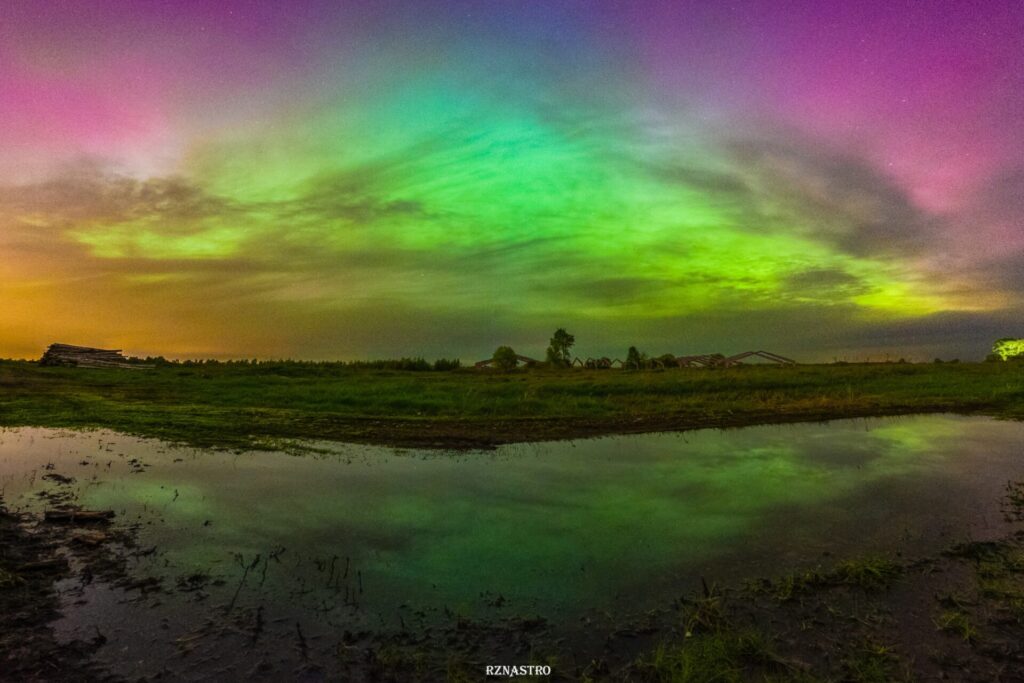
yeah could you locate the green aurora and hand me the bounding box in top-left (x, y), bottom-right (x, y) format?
top-left (1, 1), bottom-right (1021, 360)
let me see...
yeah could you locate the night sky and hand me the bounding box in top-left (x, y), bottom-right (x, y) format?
top-left (1, 1), bottom-right (1022, 361)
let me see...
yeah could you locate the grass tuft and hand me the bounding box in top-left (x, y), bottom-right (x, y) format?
top-left (634, 629), bottom-right (804, 683)
top-left (763, 556), bottom-right (902, 601)
top-left (936, 609), bottom-right (978, 643)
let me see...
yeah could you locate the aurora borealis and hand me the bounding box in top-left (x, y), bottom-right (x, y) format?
top-left (1, 1), bottom-right (1022, 361)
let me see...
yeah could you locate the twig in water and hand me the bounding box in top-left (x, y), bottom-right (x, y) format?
top-left (296, 621), bottom-right (308, 660)
top-left (226, 553), bottom-right (261, 614)
top-left (251, 605), bottom-right (264, 643)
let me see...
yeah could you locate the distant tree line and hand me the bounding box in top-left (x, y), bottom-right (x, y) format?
top-left (492, 329), bottom-right (679, 371)
top-left (125, 356), bottom-right (462, 372)
top-left (108, 333), bottom-right (1024, 375)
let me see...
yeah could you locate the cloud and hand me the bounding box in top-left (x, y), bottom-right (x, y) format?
top-left (0, 164), bottom-right (233, 228)
top-left (0, 107), bottom-right (1016, 361)
top-left (724, 133), bottom-right (945, 258)
top-left (782, 268), bottom-right (870, 300)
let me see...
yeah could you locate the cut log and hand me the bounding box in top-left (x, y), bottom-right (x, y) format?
top-left (38, 343), bottom-right (152, 369)
top-left (71, 529), bottom-right (108, 546)
top-left (44, 509), bottom-right (115, 523)
top-left (16, 557), bottom-right (68, 572)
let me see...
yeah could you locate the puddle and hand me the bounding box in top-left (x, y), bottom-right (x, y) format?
top-left (1, 414), bottom-right (1022, 679)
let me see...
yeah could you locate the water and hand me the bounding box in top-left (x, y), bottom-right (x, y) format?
top-left (1, 414), bottom-right (1022, 679)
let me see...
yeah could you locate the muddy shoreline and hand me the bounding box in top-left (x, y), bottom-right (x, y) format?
top-left (0, 503), bottom-right (117, 682)
top-left (192, 404), bottom-right (990, 451)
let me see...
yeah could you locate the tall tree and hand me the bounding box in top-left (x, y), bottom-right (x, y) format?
top-left (546, 328), bottom-right (575, 367)
top-left (626, 346), bottom-right (643, 370)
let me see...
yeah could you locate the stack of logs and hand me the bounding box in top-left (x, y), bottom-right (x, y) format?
top-left (39, 343), bottom-right (150, 369)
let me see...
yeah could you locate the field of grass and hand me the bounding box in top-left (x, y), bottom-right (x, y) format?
top-left (1, 359), bottom-right (1023, 449)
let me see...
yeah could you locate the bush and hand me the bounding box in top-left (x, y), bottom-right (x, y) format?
top-left (993, 338), bottom-right (1024, 361)
top-left (492, 346), bottom-right (518, 372)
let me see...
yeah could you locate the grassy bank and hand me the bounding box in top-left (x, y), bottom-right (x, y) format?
top-left (613, 486), bottom-right (1024, 683)
top-left (1, 359), bottom-right (1023, 448)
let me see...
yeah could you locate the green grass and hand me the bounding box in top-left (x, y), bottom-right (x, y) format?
top-left (632, 630), bottom-right (803, 683)
top-left (634, 585), bottom-right (811, 682)
top-left (936, 609), bottom-right (979, 643)
top-left (766, 556), bottom-right (903, 602)
top-left (1, 360), bottom-right (1023, 448)
top-left (840, 642), bottom-right (909, 683)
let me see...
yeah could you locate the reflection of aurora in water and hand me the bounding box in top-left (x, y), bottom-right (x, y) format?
top-left (1, 415), bottom-right (1024, 678)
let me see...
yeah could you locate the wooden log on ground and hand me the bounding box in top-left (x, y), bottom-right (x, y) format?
top-left (44, 509), bottom-right (115, 523)
top-left (71, 529), bottom-right (108, 546)
top-left (16, 557), bottom-right (68, 572)
top-left (38, 343), bottom-right (152, 369)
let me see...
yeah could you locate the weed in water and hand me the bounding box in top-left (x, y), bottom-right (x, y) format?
top-left (683, 583), bottom-right (726, 636)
